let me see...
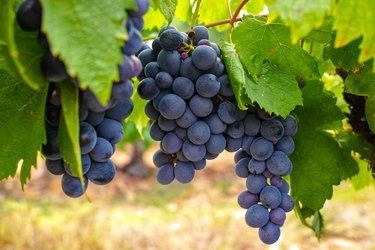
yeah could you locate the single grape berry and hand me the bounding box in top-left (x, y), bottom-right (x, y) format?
top-left (159, 29), bottom-right (183, 50)
top-left (245, 204), bottom-right (269, 228)
top-left (191, 45), bottom-right (217, 71)
top-left (16, 0), bottom-right (42, 31)
top-left (61, 174), bottom-right (88, 198)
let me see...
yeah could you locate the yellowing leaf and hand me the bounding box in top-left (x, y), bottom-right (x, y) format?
top-left (333, 0), bottom-right (375, 68)
top-left (267, 0), bottom-right (332, 43)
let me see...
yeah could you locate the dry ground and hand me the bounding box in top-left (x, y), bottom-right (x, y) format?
top-left (0, 147), bottom-right (374, 250)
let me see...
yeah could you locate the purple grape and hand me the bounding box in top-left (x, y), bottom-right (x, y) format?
top-left (86, 160), bottom-right (116, 185)
top-left (157, 163), bottom-right (175, 185)
top-left (238, 191), bottom-right (259, 209)
top-left (245, 204), bottom-right (269, 228)
top-left (89, 137), bottom-right (114, 162)
top-left (258, 222), bottom-right (280, 244)
top-left (269, 208), bottom-right (286, 226)
top-left (174, 161), bottom-right (195, 183)
top-left (61, 174), bottom-right (88, 198)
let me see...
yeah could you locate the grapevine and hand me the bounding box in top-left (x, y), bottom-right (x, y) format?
top-left (0, 0), bottom-right (374, 247)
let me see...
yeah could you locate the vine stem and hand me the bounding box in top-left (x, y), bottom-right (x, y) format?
top-left (205, 14), bottom-right (267, 29)
top-left (229, 0), bottom-right (249, 27)
top-left (190, 0), bottom-right (203, 28)
top-left (143, 36), bottom-right (157, 42)
top-left (206, 17), bottom-right (242, 28)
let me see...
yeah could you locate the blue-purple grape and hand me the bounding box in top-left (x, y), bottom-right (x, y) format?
top-left (159, 94), bottom-right (186, 119)
top-left (86, 160), bottom-right (116, 185)
top-left (61, 174), bottom-right (88, 198)
top-left (157, 163), bottom-right (175, 185)
top-left (89, 137), bottom-right (114, 162)
top-left (174, 161), bottom-right (195, 183)
top-left (205, 134), bottom-right (226, 155)
top-left (250, 138), bottom-right (273, 161)
top-left (96, 118), bottom-right (124, 144)
top-left (192, 45), bottom-right (217, 70)
top-left (258, 222), bottom-right (280, 244)
top-left (16, 0), bottom-right (42, 31)
top-left (246, 174), bottom-right (267, 194)
top-left (260, 186), bottom-right (282, 209)
top-left (46, 159), bottom-right (65, 175)
top-left (79, 122), bottom-right (97, 154)
top-left (266, 151), bottom-right (293, 176)
top-left (245, 204), bottom-right (269, 228)
top-left (195, 74), bottom-right (220, 98)
top-left (237, 191), bottom-right (260, 209)
top-left (187, 121), bottom-right (211, 145)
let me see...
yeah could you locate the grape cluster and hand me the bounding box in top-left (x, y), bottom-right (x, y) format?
top-left (137, 25), bottom-right (246, 184)
top-left (16, 0), bottom-right (150, 197)
top-left (235, 111), bottom-right (297, 244)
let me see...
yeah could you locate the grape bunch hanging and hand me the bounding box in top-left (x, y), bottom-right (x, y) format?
top-left (234, 111), bottom-right (297, 244)
top-left (16, 0), bottom-right (150, 197)
top-left (137, 25), bottom-right (248, 183)
top-left (137, 25), bottom-right (298, 244)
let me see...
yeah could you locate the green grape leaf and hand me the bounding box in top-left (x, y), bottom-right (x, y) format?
top-left (0, 0), bottom-right (48, 90)
top-left (220, 42), bottom-right (251, 110)
top-left (334, 131), bottom-right (369, 180)
top-left (333, 0), bottom-right (375, 68)
top-left (231, 0), bottom-right (267, 15)
top-left (336, 131), bottom-right (372, 160)
top-left (294, 203), bottom-right (324, 239)
top-left (244, 65), bottom-right (303, 118)
top-left (0, 71), bottom-right (47, 187)
top-left (124, 0), bottom-right (136, 10)
top-left (336, 140), bottom-right (359, 180)
top-left (232, 15), bottom-right (320, 79)
top-left (57, 81), bottom-right (82, 179)
top-left (365, 95), bottom-right (375, 135)
top-left (221, 42), bottom-right (302, 116)
top-left (290, 80), bottom-right (350, 210)
top-left (323, 38), bottom-right (362, 72)
top-left (350, 159), bottom-right (374, 190)
top-left (322, 73), bottom-right (349, 113)
top-left (294, 81), bottom-right (344, 129)
top-left (345, 60), bottom-right (375, 96)
top-left (291, 129), bottom-right (341, 210)
top-left (300, 206), bottom-right (315, 219)
top-left (175, 0), bottom-right (192, 23)
top-left (0, 42), bottom-right (18, 78)
top-left (244, 0), bottom-right (267, 14)
top-left (267, 0), bottom-right (332, 43)
top-left (311, 211), bottom-right (324, 239)
top-left (120, 122), bottom-right (153, 150)
top-left (305, 17), bottom-right (334, 44)
top-left (198, 0), bottom-right (229, 31)
top-left (126, 80), bottom-right (149, 138)
top-left (144, 5), bottom-right (166, 30)
top-left (41, 0), bottom-right (128, 104)
top-left (155, 0), bottom-right (177, 24)
top-left (122, 122), bottom-right (142, 144)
